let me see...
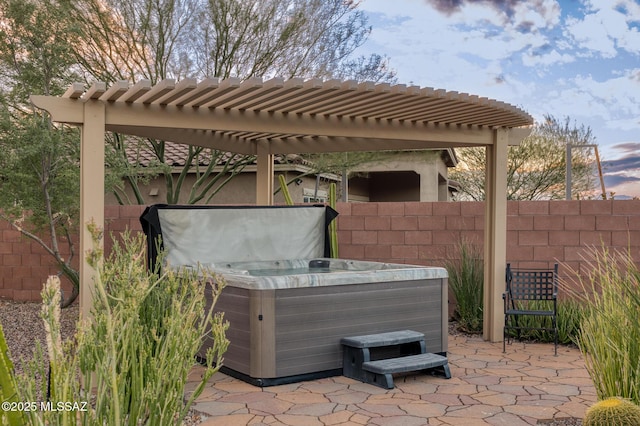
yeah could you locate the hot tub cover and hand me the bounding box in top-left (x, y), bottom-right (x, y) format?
top-left (140, 204), bottom-right (338, 269)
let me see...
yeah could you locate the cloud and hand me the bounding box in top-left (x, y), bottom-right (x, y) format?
top-left (564, 1), bottom-right (640, 58)
top-left (574, 70), bottom-right (640, 120)
top-left (522, 48), bottom-right (575, 68)
top-left (425, 0), bottom-right (518, 16)
top-left (602, 142), bottom-right (640, 198)
top-left (423, 0), bottom-right (561, 30)
top-left (535, 69), bottom-right (640, 130)
top-left (604, 155), bottom-right (640, 175)
top-left (605, 173), bottom-right (640, 187)
top-left (612, 142), bottom-right (640, 153)
top-left (606, 142), bottom-right (640, 169)
top-left (362, 0), bottom-right (565, 92)
top-left (604, 172), bottom-right (640, 199)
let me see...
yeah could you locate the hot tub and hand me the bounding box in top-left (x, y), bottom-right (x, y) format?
top-left (141, 205), bottom-right (448, 386)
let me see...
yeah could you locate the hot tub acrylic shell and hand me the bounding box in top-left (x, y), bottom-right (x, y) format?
top-left (203, 258), bottom-right (448, 386)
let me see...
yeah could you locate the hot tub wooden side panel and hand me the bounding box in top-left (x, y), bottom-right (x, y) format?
top-left (208, 286), bottom-right (252, 375)
top-left (271, 279), bottom-right (446, 379)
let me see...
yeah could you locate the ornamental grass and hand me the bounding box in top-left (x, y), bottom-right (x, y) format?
top-left (445, 238), bottom-right (484, 334)
top-left (561, 245), bottom-right (640, 405)
top-left (16, 227), bottom-right (229, 426)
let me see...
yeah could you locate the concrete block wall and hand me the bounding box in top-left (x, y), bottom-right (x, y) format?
top-left (0, 205), bottom-right (146, 302)
top-left (335, 200), bottom-right (640, 286)
top-left (0, 220), bottom-right (76, 301)
top-left (2, 200), bottom-right (639, 301)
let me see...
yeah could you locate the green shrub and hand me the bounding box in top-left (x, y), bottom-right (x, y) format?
top-left (17, 228), bottom-right (229, 425)
top-left (563, 246), bottom-right (640, 404)
top-left (583, 397), bottom-right (640, 426)
top-left (504, 298), bottom-right (587, 345)
top-left (445, 239), bottom-right (483, 333)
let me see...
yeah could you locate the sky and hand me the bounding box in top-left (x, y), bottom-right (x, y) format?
top-left (352, 0), bottom-right (640, 199)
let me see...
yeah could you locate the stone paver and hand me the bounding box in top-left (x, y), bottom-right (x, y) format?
top-left (187, 334), bottom-right (597, 425)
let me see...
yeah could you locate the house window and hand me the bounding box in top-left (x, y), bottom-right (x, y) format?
top-left (303, 188), bottom-right (327, 203)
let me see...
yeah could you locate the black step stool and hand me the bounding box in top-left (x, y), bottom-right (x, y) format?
top-left (341, 330), bottom-right (451, 389)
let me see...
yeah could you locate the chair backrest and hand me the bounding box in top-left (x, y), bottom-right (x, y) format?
top-left (506, 263), bottom-right (558, 301)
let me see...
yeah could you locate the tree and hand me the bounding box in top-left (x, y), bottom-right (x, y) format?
top-left (62, 0), bottom-right (397, 205)
top-left (0, 0), bottom-right (396, 304)
top-left (0, 0), bottom-right (81, 306)
top-left (450, 115), bottom-right (598, 201)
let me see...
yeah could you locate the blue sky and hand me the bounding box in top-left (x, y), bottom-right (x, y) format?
top-left (352, 0), bottom-right (640, 199)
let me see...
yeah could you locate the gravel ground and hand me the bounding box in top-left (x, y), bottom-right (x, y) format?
top-left (2, 301), bottom-right (582, 425)
top-left (0, 299), bottom-right (78, 376)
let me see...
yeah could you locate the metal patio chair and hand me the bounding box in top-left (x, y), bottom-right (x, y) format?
top-left (503, 263), bottom-right (558, 355)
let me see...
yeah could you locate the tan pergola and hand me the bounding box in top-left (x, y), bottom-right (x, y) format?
top-left (31, 77), bottom-right (533, 342)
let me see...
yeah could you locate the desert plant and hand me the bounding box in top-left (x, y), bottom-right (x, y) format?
top-left (16, 276), bottom-right (83, 426)
top-left (561, 246), bottom-right (640, 404)
top-left (278, 175), bottom-right (294, 205)
top-left (328, 183), bottom-right (338, 258)
top-left (556, 297), bottom-right (587, 345)
top-left (17, 228), bottom-right (229, 425)
top-left (583, 397), bottom-right (640, 426)
top-left (504, 298), bottom-right (586, 345)
top-left (444, 238), bottom-right (483, 333)
top-left (0, 323), bottom-right (25, 426)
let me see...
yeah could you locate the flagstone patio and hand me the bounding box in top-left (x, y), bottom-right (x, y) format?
top-left (185, 334), bottom-right (596, 425)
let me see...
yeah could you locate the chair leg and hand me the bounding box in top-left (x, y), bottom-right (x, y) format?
top-left (553, 317), bottom-right (558, 356)
top-left (503, 327), bottom-right (506, 353)
top-left (503, 315), bottom-right (509, 353)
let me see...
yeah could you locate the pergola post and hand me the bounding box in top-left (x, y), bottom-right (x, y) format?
top-left (483, 128), bottom-right (508, 342)
top-left (79, 101), bottom-right (105, 319)
top-left (256, 139), bottom-right (274, 205)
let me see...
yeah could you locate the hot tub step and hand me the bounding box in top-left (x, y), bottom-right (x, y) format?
top-left (341, 330), bottom-right (426, 349)
top-left (362, 353), bottom-right (451, 389)
top-left (341, 330), bottom-right (450, 388)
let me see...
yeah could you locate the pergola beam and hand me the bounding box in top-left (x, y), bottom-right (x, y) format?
top-left (31, 97), bottom-right (505, 148)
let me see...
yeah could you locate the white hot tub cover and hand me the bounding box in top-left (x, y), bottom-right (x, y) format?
top-left (140, 204), bottom-right (339, 269)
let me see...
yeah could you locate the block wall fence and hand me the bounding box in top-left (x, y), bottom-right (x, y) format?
top-left (2, 200), bottom-right (639, 302)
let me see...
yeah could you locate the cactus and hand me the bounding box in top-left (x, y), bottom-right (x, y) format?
top-left (278, 175), bottom-right (294, 205)
top-left (0, 322), bottom-right (25, 426)
top-left (328, 182), bottom-right (338, 258)
top-left (583, 397), bottom-right (640, 426)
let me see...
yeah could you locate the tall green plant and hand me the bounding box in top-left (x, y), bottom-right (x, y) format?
top-left (0, 323), bottom-right (25, 426)
top-left (562, 246), bottom-right (640, 404)
top-left (444, 239), bottom-right (483, 333)
top-left (278, 175), bottom-right (294, 205)
top-left (0, 0), bottom-right (82, 307)
top-left (17, 229), bottom-right (229, 425)
top-left (504, 298), bottom-right (586, 345)
top-left (328, 182), bottom-right (338, 258)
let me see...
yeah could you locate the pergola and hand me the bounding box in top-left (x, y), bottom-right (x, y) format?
top-left (31, 77), bottom-right (533, 342)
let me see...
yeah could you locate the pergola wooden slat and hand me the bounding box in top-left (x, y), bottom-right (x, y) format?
top-left (30, 76), bottom-right (533, 342)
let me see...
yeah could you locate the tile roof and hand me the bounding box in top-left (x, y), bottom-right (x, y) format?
top-left (125, 140), bottom-right (307, 167)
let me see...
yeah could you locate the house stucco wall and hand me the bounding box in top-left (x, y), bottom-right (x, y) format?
top-left (105, 172), bottom-right (334, 205)
top-left (2, 200), bottom-right (639, 302)
top-left (349, 151), bottom-right (449, 202)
